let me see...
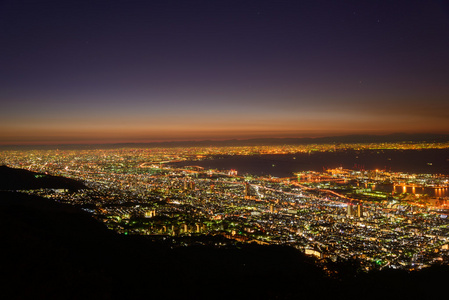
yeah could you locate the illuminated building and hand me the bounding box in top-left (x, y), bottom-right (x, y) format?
top-left (347, 204), bottom-right (354, 217)
top-left (244, 183), bottom-right (250, 197)
top-left (357, 204), bottom-right (363, 218)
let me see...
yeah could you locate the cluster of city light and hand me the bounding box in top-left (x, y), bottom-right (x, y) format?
top-left (1, 142), bottom-right (449, 273)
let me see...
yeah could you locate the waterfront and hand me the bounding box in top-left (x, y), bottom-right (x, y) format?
top-left (170, 149), bottom-right (449, 177)
top-left (373, 184), bottom-right (449, 198)
top-left (171, 149), bottom-right (449, 198)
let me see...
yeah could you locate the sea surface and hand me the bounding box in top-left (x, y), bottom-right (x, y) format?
top-left (172, 149), bottom-right (449, 177)
top-left (170, 149), bottom-right (449, 197)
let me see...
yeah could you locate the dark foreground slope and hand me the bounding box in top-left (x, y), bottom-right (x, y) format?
top-left (0, 190), bottom-right (330, 299)
top-left (0, 166), bottom-right (329, 299)
top-left (0, 165), bottom-right (85, 191)
top-left (1, 166), bottom-right (449, 299)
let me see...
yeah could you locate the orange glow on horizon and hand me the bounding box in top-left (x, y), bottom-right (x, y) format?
top-left (1, 113), bottom-right (449, 145)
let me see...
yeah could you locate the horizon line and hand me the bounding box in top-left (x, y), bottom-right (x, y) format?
top-left (1, 132), bottom-right (449, 148)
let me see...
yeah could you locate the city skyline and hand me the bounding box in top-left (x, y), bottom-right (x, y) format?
top-left (2, 144), bottom-right (449, 273)
top-left (1, 0), bottom-right (449, 145)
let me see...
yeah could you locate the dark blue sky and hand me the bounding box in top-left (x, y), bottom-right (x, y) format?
top-left (1, 0), bottom-right (449, 144)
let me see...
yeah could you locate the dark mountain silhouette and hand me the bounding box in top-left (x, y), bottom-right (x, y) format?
top-left (1, 190), bottom-right (330, 299)
top-left (0, 166), bottom-right (328, 299)
top-left (0, 165), bottom-right (86, 191)
top-left (1, 166), bottom-right (448, 299)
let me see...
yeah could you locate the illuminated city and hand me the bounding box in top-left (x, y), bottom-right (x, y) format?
top-left (2, 142), bottom-right (449, 274)
top-left (2, 1), bottom-right (449, 298)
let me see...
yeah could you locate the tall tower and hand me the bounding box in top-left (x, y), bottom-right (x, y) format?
top-left (357, 204), bottom-right (363, 218)
top-left (244, 183), bottom-right (250, 197)
top-left (347, 204), bottom-right (353, 217)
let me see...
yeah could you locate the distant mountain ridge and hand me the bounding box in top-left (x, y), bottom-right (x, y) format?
top-left (1, 133), bottom-right (449, 150)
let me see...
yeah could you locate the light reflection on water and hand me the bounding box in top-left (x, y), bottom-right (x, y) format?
top-left (172, 149), bottom-right (449, 177)
top-left (171, 150), bottom-right (449, 198)
top-left (371, 185), bottom-right (449, 197)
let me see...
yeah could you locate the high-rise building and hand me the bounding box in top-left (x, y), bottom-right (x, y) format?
top-left (347, 204), bottom-right (353, 217)
top-left (357, 204), bottom-right (363, 218)
top-left (244, 183), bottom-right (250, 197)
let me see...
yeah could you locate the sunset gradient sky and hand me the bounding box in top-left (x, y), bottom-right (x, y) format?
top-left (1, 0), bottom-right (449, 144)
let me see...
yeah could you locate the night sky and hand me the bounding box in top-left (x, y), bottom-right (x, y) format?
top-left (1, 0), bottom-right (449, 145)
